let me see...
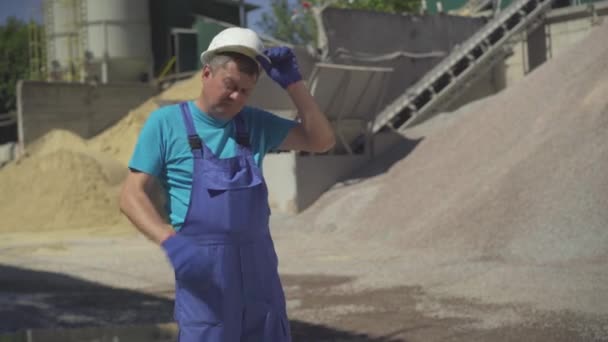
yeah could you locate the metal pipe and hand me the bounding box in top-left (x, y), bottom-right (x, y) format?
top-left (102, 20), bottom-right (109, 83)
top-left (239, 0), bottom-right (247, 27)
top-left (16, 81), bottom-right (25, 157)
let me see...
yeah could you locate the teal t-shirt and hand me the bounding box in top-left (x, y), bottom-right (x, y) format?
top-left (128, 101), bottom-right (296, 230)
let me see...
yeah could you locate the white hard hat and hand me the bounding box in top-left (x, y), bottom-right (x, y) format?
top-left (200, 27), bottom-right (270, 69)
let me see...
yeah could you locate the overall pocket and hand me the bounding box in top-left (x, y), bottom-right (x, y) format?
top-left (175, 245), bottom-right (225, 325)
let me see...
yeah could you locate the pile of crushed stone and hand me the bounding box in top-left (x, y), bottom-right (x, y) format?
top-left (299, 23), bottom-right (608, 264)
top-left (287, 23), bottom-right (608, 316)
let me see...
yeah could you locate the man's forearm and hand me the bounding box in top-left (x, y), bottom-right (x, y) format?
top-left (119, 188), bottom-right (174, 245)
top-left (287, 81), bottom-right (335, 152)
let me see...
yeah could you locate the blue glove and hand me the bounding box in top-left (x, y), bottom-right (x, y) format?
top-left (257, 46), bottom-right (302, 89)
top-left (161, 234), bottom-right (212, 286)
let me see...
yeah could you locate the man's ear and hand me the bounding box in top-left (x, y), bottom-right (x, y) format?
top-left (202, 65), bottom-right (212, 80)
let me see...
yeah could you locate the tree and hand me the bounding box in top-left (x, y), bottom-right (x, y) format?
top-left (257, 0), bottom-right (317, 45)
top-left (333, 0), bottom-right (420, 13)
top-left (0, 17), bottom-right (42, 113)
top-left (258, 0), bottom-right (421, 46)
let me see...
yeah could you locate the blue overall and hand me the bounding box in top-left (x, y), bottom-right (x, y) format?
top-left (175, 102), bottom-right (291, 341)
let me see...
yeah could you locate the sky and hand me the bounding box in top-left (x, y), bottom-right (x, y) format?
top-left (247, 0), bottom-right (273, 32)
top-left (0, 0), bottom-right (275, 31)
top-left (0, 0), bottom-right (43, 24)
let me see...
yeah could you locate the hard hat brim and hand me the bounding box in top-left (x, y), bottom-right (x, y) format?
top-left (200, 45), bottom-right (270, 69)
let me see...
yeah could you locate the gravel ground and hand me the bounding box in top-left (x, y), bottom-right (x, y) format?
top-left (1, 226), bottom-right (607, 341)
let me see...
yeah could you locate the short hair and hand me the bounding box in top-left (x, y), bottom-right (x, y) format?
top-left (206, 52), bottom-right (260, 78)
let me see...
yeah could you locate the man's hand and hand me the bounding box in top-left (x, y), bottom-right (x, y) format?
top-left (257, 46), bottom-right (302, 89)
top-left (120, 171), bottom-right (176, 244)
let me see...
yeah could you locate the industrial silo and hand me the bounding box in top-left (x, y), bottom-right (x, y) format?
top-left (82, 0), bottom-right (153, 83)
top-left (43, 0), bottom-right (81, 81)
top-left (43, 0), bottom-right (153, 83)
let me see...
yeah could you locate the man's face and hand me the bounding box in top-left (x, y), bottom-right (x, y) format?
top-left (202, 61), bottom-right (257, 120)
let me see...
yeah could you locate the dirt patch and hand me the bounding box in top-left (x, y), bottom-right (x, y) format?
top-left (283, 274), bottom-right (608, 341)
top-left (3, 269), bottom-right (605, 341)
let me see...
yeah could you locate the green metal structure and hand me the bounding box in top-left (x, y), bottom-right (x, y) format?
top-left (149, 0), bottom-right (258, 76)
top-left (424, 0), bottom-right (606, 13)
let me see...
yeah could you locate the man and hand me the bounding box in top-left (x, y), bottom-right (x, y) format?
top-left (119, 27), bottom-right (335, 341)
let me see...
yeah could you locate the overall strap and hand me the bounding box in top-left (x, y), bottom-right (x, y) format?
top-left (233, 114), bottom-right (250, 148)
top-left (179, 102), bottom-right (203, 158)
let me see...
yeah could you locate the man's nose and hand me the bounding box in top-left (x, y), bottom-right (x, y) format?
top-left (229, 91), bottom-right (243, 101)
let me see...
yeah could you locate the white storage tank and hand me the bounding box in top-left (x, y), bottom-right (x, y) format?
top-left (43, 0), bottom-right (153, 83)
top-left (83, 0), bottom-right (152, 82)
top-left (43, 0), bottom-right (81, 81)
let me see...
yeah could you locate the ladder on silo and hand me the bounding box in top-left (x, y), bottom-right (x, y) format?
top-left (43, 0), bottom-right (55, 79)
top-left (370, 0), bottom-right (556, 135)
top-left (79, 0), bottom-right (89, 82)
top-left (28, 22), bottom-right (45, 80)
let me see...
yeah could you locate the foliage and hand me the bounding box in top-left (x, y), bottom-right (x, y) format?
top-left (332, 0), bottom-right (421, 13)
top-left (257, 0), bottom-right (421, 45)
top-left (257, 0), bottom-right (317, 45)
top-left (0, 17), bottom-right (32, 112)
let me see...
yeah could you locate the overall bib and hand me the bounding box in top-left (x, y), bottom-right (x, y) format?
top-left (175, 102), bottom-right (291, 342)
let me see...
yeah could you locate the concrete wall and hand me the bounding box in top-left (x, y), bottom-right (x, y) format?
top-left (16, 81), bottom-right (157, 148)
top-left (0, 143), bottom-right (15, 168)
top-left (505, 2), bottom-right (608, 85)
top-left (294, 154), bottom-right (371, 211)
top-left (321, 8), bottom-right (489, 110)
top-left (264, 152), bottom-right (298, 214)
top-left (263, 131), bottom-right (421, 215)
top-left (263, 151), bottom-right (370, 214)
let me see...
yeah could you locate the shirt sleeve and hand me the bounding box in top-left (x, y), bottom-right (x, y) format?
top-left (128, 109), bottom-right (166, 177)
top-left (259, 110), bottom-right (298, 153)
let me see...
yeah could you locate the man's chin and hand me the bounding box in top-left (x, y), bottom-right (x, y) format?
top-left (210, 106), bottom-right (241, 120)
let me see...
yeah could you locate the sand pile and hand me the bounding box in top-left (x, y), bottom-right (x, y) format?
top-left (156, 72), bottom-right (201, 103)
top-left (88, 98), bottom-right (160, 166)
top-left (0, 130), bottom-right (128, 232)
top-left (26, 130), bottom-right (88, 156)
top-left (298, 22), bottom-right (608, 266)
top-left (89, 73), bottom-right (202, 166)
top-left (0, 71), bottom-right (203, 232)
